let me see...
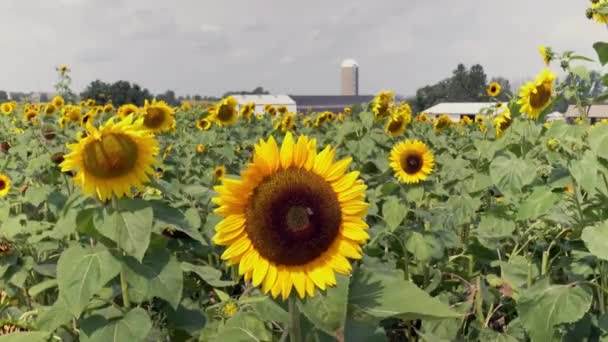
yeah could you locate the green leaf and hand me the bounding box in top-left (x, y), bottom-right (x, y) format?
top-left (299, 274), bottom-right (349, 337)
top-left (593, 42), bottom-right (608, 66)
top-left (582, 221), bottom-right (608, 261)
top-left (477, 215), bottom-right (516, 249)
top-left (97, 204), bottom-right (153, 261)
top-left (123, 248), bottom-right (183, 309)
top-left (28, 279), bottom-right (57, 297)
top-left (490, 154), bottom-right (536, 197)
top-left (381, 197), bottom-right (407, 231)
top-left (406, 232), bottom-right (442, 262)
top-left (214, 312), bottom-right (271, 342)
top-left (36, 297), bottom-right (73, 332)
top-left (570, 66), bottom-right (591, 82)
top-left (181, 262), bottom-right (236, 287)
top-left (349, 266), bottom-right (460, 321)
top-left (86, 307), bottom-right (153, 342)
top-left (0, 332), bottom-right (52, 342)
top-left (570, 151), bottom-right (599, 196)
top-left (517, 280), bottom-right (592, 342)
top-left (517, 187), bottom-right (560, 220)
top-left (360, 111), bottom-right (374, 129)
top-left (165, 300), bottom-right (207, 334)
top-left (588, 124), bottom-right (608, 160)
top-left (56, 245), bottom-right (121, 317)
top-left (251, 298), bottom-right (289, 324)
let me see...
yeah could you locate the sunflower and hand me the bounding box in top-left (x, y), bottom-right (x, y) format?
top-left (52, 96), bottom-right (65, 108)
top-left (60, 115), bottom-right (159, 201)
top-left (337, 113), bottom-right (344, 122)
top-left (434, 114), bottom-right (452, 132)
top-left (416, 112), bottom-right (429, 122)
top-left (44, 103), bottom-right (56, 116)
top-left (163, 144), bottom-right (173, 160)
top-left (256, 114), bottom-right (264, 120)
top-left (314, 112), bottom-right (328, 127)
top-left (213, 166), bottom-right (226, 180)
top-left (0, 174), bottom-right (10, 197)
top-left (57, 64), bottom-right (69, 73)
top-left (475, 115), bottom-right (485, 124)
top-left (372, 90), bottom-right (394, 121)
top-left (487, 82), bottom-right (501, 97)
top-left (494, 108), bottom-right (512, 138)
top-left (81, 111), bottom-right (97, 126)
top-left (385, 112), bottom-right (408, 137)
top-left (103, 104), bottom-right (114, 113)
top-left (0, 103), bottom-right (12, 115)
top-left (277, 105), bottom-right (288, 115)
top-left (517, 69), bottom-right (556, 120)
top-left (389, 140), bottom-right (434, 184)
top-left (459, 116), bottom-right (473, 125)
top-left (209, 96), bottom-right (239, 126)
top-left (538, 45), bottom-right (553, 66)
top-left (278, 113), bottom-right (296, 132)
top-left (591, 0), bottom-right (608, 23)
top-left (63, 106), bottom-right (82, 122)
top-left (196, 118), bottom-right (212, 131)
top-left (344, 107), bottom-right (351, 115)
top-left (24, 109), bottom-right (39, 123)
top-left (240, 102), bottom-right (256, 122)
top-left (181, 101), bottom-right (192, 111)
top-left (197, 144), bottom-right (206, 153)
top-left (142, 99), bottom-right (175, 133)
top-left (117, 104), bottom-right (139, 119)
top-left (212, 133), bottom-right (369, 300)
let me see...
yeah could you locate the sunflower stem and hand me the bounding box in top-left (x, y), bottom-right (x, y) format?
top-left (111, 196), bottom-right (131, 308)
top-left (288, 296), bottom-right (302, 342)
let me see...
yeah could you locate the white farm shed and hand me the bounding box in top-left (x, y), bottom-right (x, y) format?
top-left (423, 102), bottom-right (504, 122)
top-left (232, 95), bottom-right (296, 115)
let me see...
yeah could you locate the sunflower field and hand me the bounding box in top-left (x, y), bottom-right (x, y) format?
top-left (5, 4), bottom-right (608, 342)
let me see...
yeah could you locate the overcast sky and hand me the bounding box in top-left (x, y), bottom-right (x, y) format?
top-left (1, 0), bottom-right (606, 97)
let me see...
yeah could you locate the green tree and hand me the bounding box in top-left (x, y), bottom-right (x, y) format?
top-left (0, 91), bottom-right (7, 101)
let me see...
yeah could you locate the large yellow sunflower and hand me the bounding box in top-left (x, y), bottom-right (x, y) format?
top-left (212, 133), bottom-right (369, 300)
top-left (517, 69), bottom-right (556, 120)
top-left (196, 118), bottom-right (212, 131)
top-left (60, 115), bottom-right (159, 201)
top-left (591, 0), bottom-right (608, 23)
top-left (142, 99), bottom-right (175, 133)
top-left (0, 174), bottom-right (10, 197)
top-left (389, 140), bottom-right (435, 184)
top-left (1, 103), bottom-right (13, 115)
top-left (210, 96), bottom-right (239, 126)
top-left (372, 90), bottom-right (394, 121)
top-left (486, 82), bottom-right (501, 97)
top-left (494, 108), bottom-right (512, 138)
top-left (117, 104), bottom-right (139, 119)
top-left (240, 102), bottom-right (256, 122)
top-left (434, 114), bottom-right (452, 132)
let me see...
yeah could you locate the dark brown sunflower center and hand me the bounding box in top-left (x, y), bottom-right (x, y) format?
top-left (401, 154), bottom-right (423, 174)
top-left (144, 108), bottom-right (166, 128)
top-left (245, 168), bottom-right (342, 266)
top-left (387, 118), bottom-right (404, 132)
top-left (217, 105), bottom-right (235, 122)
top-left (500, 118), bottom-right (512, 130)
top-left (0, 180), bottom-right (6, 190)
top-left (82, 133), bottom-right (138, 179)
top-left (490, 85), bottom-right (497, 93)
top-left (82, 114), bottom-right (91, 124)
top-left (530, 83), bottom-right (552, 109)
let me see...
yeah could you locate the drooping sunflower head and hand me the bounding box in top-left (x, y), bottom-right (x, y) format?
top-left (24, 109), bottom-right (39, 123)
top-left (389, 140), bottom-right (435, 184)
top-left (517, 69), bottom-right (556, 120)
top-left (385, 112), bottom-right (408, 137)
top-left (196, 118), bottom-right (212, 131)
top-left (240, 102), bottom-right (256, 122)
top-left (210, 96), bottom-right (239, 127)
top-left (591, 0), bottom-right (608, 23)
top-left (0, 174), bottom-right (11, 197)
top-left (434, 114), bottom-right (452, 132)
top-left (103, 103), bottom-right (114, 113)
top-left (85, 99), bottom-right (96, 107)
top-left (538, 45), bottom-right (554, 66)
top-left (487, 82), bottom-right (501, 97)
top-left (117, 104), bottom-right (139, 119)
top-left (372, 90), bottom-right (395, 121)
top-left (277, 105), bottom-right (288, 115)
top-left (44, 103), bottom-right (56, 116)
top-left (142, 99), bottom-right (176, 133)
top-left (197, 144), bottom-right (206, 153)
top-left (344, 107), bottom-right (351, 115)
top-left (212, 133), bottom-right (369, 300)
top-left (1, 103), bottom-right (13, 115)
top-left (213, 166), bottom-right (226, 180)
top-left (278, 113), bottom-right (296, 132)
top-left (60, 115), bottom-right (160, 201)
top-left (494, 108), bottom-right (512, 138)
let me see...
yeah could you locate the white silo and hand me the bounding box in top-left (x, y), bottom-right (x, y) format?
top-left (341, 59), bottom-right (359, 96)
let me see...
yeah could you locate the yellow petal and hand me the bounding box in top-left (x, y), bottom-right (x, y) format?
top-left (239, 249), bottom-right (256, 276)
top-left (252, 253), bottom-right (269, 287)
top-left (291, 269), bottom-right (307, 299)
top-left (280, 132), bottom-right (295, 169)
top-left (215, 214), bottom-right (246, 233)
top-left (326, 157), bottom-right (352, 182)
top-left (341, 223), bottom-right (369, 242)
top-left (281, 270), bottom-right (294, 300)
top-left (312, 145), bottom-right (335, 177)
top-left (263, 264), bottom-right (278, 294)
top-left (221, 236), bottom-right (251, 260)
top-left (338, 240), bottom-right (362, 259)
top-left (332, 171), bottom-right (360, 194)
top-left (212, 224), bottom-right (245, 245)
top-left (293, 135), bottom-right (309, 168)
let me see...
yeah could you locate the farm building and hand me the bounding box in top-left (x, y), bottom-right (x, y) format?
top-left (565, 105), bottom-right (608, 123)
top-left (232, 95), bottom-right (296, 115)
top-left (289, 95), bottom-right (374, 114)
top-left (422, 102), bottom-right (505, 121)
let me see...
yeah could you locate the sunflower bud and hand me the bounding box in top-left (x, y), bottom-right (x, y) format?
top-left (586, 8), bottom-right (594, 19)
top-left (546, 138), bottom-right (560, 151)
top-left (42, 126), bottom-right (56, 140)
top-left (0, 142), bottom-right (10, 153)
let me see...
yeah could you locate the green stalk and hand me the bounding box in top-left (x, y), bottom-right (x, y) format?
top-left (111, 196), bottom-right (131, 308)
top-left (288, 296), bottom-right (302, 342)
top-left (541, 251), bottom-right (549, 276)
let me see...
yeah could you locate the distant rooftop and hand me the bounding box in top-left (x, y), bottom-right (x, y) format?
top-left (423, 102), bottom-right (502, 115)
top-left (565, 104), bottom-right (608, 118)
top-left (231, 94), bottom-right (295, 105)
top-left (290, 95), bottom-right (373, 113)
